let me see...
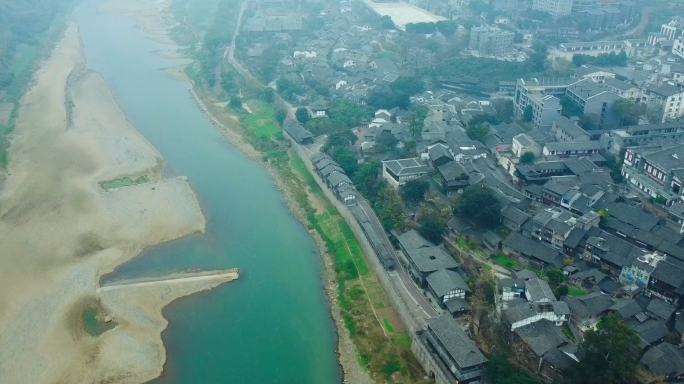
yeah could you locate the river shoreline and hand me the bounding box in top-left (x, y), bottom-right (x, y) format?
top-left (186, 81), bottom-right (371, 384)
top-left (0, 16), bottom-right (243, 383)
top-left (95, 0), bottom-right (367, 381)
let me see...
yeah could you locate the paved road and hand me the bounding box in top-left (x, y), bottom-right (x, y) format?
top-left (224, 4), bottom-right (436, 319)
top-left (303, 142), bottom-right (438, 318)
top-left (354, 198), bottom-right (438, 318)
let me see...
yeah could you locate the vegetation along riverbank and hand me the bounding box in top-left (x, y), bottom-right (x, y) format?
top-left (159, 0), bottom-right (430, 382)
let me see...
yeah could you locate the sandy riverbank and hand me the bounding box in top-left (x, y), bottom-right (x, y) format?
top-left (0, 21), bottom-right (237, 384)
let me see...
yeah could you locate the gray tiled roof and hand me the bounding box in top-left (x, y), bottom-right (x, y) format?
top-left (526, 277), bottom-right (556, 302)
top-left (633, 320), bottom-right (669, 345)
top-left (407, 246), bottom-right (458, 274)
top-left (515, 319), bottom-right (573, 357)
top-left (383, 158), bottom-right (429, 176)
top-left (554, 115), bottom-right (589, 139)
top-left (396, 229), bottom-right (434, 250)
top-left (606, 202), bottom-right (659, 232)
top-left (427, 315), bottom-right (487, 368)
top-left (428, 144), bottom-right (454, 162)
top-left (427, 269), bottom-right (470, 297)
top-left (503, 233), bottom-right (563, 268)
top-left (604, 77), bottom-right (636, 92)
top-left (640, 343), bottom-right (684, 378)
top-left (648, 83), bottom-right (682, 98)
top-left (438, 161), bottom-right (467, 182)
top-left (544, 141), bottom-right (603, 152)
top-left (563, 291), bottom-right (613, 320)
top-left (651, 257), bottom-right (684, 291)
top-left (644, 144), bottom-right (684, 171)
top-left (609, 300), bottom-right (643, 319)
top-left (501, 205), bottom-right (531, 226)
top-left (326, 172), bottom-right (352, 187)
top-left (647, 299), bottom-right (677, 321)
top-left (445, 297), bottom-right (470, 313)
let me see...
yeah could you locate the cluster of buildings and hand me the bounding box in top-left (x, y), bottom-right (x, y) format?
top-left (468, 25), bottom-right (515, 56)
top-left (513, 65), bottom-right (684, 131)
top-left (259, 2), bottom-right (684, 383)
top-left (532, 0), bottom-right (638, 30)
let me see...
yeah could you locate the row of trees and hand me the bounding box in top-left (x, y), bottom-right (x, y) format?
top-left (367, 76), bottom-right (426, 111)
top-left (0, 0), bottom-right (75, 97)
top-left (572, 51), bottom-right (628, 67)
top-left (296, 99), bottom-right (373, 136)
top-left (405, 21), bottom-right (459, 36)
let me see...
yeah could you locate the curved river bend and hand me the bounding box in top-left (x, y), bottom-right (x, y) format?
top-left (72, 1), bottom-right (342, 383)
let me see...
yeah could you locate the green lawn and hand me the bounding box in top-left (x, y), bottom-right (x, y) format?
top-left (241, 101), bottom-right (281, 141)
top-left (494, 255), bottom-right (522, 270)
top-left (383, 319), bottom-right (395, 333)
top-left (568, 287), bottom-right (587, 297)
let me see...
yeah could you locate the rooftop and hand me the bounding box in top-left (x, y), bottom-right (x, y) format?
top-left (515, 319), bottom-right (575, 357)
top-left (427, 269), bottom-right (470, 297)
top-left (406, 246), bottom-right (458, 274)
top-left (383, 158), bottom-right (429, 176)
top-left (427, 315), bottom-right (487, 368)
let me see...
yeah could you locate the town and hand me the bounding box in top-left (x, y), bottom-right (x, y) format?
top-left (214, 0), bottom-right (684, 383)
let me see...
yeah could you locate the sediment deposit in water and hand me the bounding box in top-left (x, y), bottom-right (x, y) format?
top-left (0, 23), bottom-right (237, 384)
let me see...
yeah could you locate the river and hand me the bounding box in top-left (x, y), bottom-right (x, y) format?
top-left (71, 1), bottom-right (342, 383)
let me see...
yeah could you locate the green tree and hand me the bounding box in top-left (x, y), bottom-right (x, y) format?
top-left (322, 130), bottom-right (357, 153)
top-left (375, 131), bottom-right (398, 152)
top-left (418, 202), bottom-right (449, 244)
top-left (486, 354), bottom-right (542, 384)
top-left (466, 123), bottom-right (490, 143)
top-left (519, 151), bottom-right (536, 164)
top-left (491, 98), bottom-right (514, 123)
top-left (354, 160), bottom-right (382, 197)
top-left (408, 104), bottom-right (429, 139)
top-left (400, 179), bottom-right (430, 205)
top-left (261, 87), bottom-right (275, 102)
top-left (435, 20), bottom-right (459, 36)
top-left (275, 110), bottom-right (287, 125)
top-left (295, 107), bottom-right (310, 125)
top-left (331, 147), bottom-right (358, 176)
top-left (566, 313), bottom-right (640, 384)
top-left (221, 72), bottom-right (239, 95)
top-left (454, 186), bottom-right (501, 229)
top-left (546, 269), bottom-right (566, 288)
top-left (523, 105), bottom-right (533, 122)
top-left (381, 15), bottom-right (395, 29)
top-left (613, 98), bottom-right (645, 126)
top-left (579, 115), bottom-right (598, 130)
top-left (374, 185), bottom-right (405, 230)
top-left (555, 284), bottom-right (569, 299)
top-left (229, 96), bottom-right (242, 109)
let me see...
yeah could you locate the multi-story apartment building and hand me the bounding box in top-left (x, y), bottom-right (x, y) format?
top-left (622, 144), bottom-right (684, 202)
top-left (642, 84), bottom-right (684, 123)
top-left (601, 123), bottom-right (684, 155)
top-left (532, 207), bottom-right (577, 250)
top-left (604, 78), bottom-right (640, 100)
top-left (648, 16), bottom-right (684, 46)
top-left (565, 79), bottom-right (622, 127)
top-left (514, 78), bottom-right (575, 130)
top-left (469, 25), bottom-right (515, 56)
top-left (673, 37), bottom-right (684, 61)
top-left (533, 0), bottom-right (572, 20)
top-left (552, 115), bottom-right (591, 142)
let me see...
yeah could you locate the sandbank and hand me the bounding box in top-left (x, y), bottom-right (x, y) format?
top-left (0, 20), bottom-right (235, 384)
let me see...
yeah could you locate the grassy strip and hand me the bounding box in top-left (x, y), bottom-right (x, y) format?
top-left (0, 16), bottom-right (70, 167)
top-left (568, 286), bottom-right (588, 297)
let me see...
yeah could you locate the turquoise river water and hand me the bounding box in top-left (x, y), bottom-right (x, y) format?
top-left (72, 0), bottom-right (342, 383)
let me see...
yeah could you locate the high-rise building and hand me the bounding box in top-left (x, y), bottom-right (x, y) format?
top-left (468, 26), bottom-right (515, 56)
top-left (532, 0), bottom-right (573, 20)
